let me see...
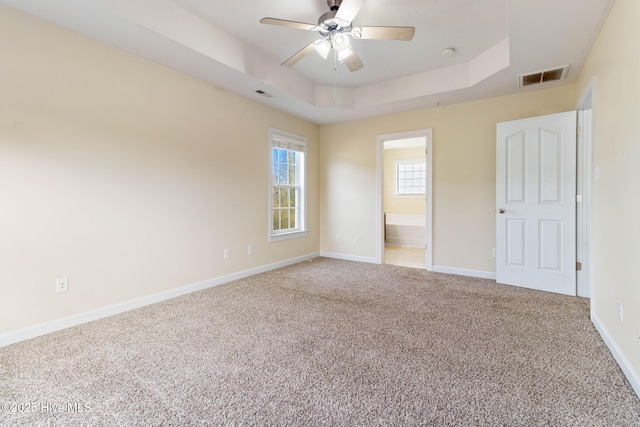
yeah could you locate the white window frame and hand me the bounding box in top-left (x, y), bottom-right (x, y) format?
top-left (394, 159), bottom-right (426, 198)
top-left (269, 128), bottom-right (307, 242)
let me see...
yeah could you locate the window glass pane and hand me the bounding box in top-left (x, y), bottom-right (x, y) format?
top-left (272, 153), bottom-right (278, 184)
top-left (290, 188), bottom-right (296, 207)
top-left (278, 149), bottom-right (287, 163)
top-left (289, 208), bottom-right (296, 228)
top-left (280, 188), bottom-right (289, 208)
top-left (278, 164), bottom-right (288, 185)
top-left (273, 188), bottom-right (280, 208)
top-left (280, 208), bottom-right (289, 230)
top-left (288, 151), bottom-right (296, 164)
top-left (289, 165), bottom-right (296, 185)
top-left (273, 209), bottom-right (280, 231)
top-left (396, 161), bottom-right (425, 195)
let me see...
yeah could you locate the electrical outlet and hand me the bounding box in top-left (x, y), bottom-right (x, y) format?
top-left (337, 234), bottom-right (342, 242)
top-left (354, 236), bottom-right (359, 245)
top-left (492, 248), bottom-right (496, 258)
top-left (224, 249), bottom-right (230, 259)
top-left (56, 277), bottom-right (69, 294)
top-left (248, 244), bottom-right (254, 255)
top-left (618, 301), bottom-right (624, 323)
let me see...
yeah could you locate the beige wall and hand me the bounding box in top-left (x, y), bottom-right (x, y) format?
top-left (383, 147), bottom-right (426, 215)
top-left (0, 5), bottom-right (319, 335)
top-left (575, 0), bottom-right (640, 387)
top-left (320, 86), bottom-right (576, 270)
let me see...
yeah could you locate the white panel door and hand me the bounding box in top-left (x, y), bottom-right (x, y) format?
top-left (496, 111), bottom-right (577, 295)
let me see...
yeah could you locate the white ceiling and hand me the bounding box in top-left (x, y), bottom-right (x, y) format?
top-left (0, 0), bottom-right (615, 124)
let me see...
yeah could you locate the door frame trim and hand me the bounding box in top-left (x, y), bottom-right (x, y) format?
top-left (376, 129), bottom-right (433, 270)
top-left (576, 78), bottom-right (595, 298)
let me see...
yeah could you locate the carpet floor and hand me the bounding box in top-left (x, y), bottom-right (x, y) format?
top-left (1, 258), bottom-right (639, 426)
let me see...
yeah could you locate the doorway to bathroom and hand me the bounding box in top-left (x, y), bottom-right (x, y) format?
top-left (376, 129), bottom-right (432, 270)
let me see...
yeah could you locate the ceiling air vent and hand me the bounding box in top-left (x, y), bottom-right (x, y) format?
top-left (518, 65), bottom-right (570, 88)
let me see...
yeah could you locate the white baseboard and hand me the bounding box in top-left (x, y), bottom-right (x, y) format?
top-left (0, 252), bottom-right (320, 348)
top-left (432, 265), bottom-right (496, 280)
top-left (591, 313), bottom-right (640, 399)
top-left (319, 252), bottom-right (379, 264)
top-left (385, 241), bottom-right (425, 249)
top-left (318, 256), bottom-right (495, 280)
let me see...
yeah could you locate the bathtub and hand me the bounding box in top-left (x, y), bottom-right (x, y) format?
top-left (384, 213), bottom-right (426, 248)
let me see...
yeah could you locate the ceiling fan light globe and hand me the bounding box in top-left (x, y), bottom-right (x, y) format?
top-left (332, 32), bottom-right (350, 51)
top-left (313, 39), bottom-right (331, 59)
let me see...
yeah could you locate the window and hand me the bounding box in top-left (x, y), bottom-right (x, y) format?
top-left (269, 128), bottom-right (307, 241)
top-left (395, 160), bottom-right (425, 196)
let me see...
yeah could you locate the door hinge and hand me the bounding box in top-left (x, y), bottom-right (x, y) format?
top-left (576, 262), bottom-right (582, 271)
top-left (577, 127), bottom-right (583, 136)
top-left (576, 195), bottom-right (583, 204)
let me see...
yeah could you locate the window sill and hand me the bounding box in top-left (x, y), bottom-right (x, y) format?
top-left (269, 230), bottom-right (307, 243)
top-left (394, 194), bottom-right (426, 199)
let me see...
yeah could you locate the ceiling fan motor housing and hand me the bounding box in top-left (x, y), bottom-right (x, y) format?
top-left (318, 9), bottom-right (352, 37)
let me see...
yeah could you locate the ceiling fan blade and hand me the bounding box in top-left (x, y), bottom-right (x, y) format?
top-left (282, 42), bottom-right (317, 67)
top-left (260, 17), bottom-right (318, 31)
top-left (342, 49), bottom-right (364, 72)
top-left (351, 26), bottom-right (415, 41)
top-left (335, 0), bottom-right (366, 25)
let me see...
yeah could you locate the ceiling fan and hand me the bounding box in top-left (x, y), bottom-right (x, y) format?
top-left (260, 0), bottom-right (415, 72)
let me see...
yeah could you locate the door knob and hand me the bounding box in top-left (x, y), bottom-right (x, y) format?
top-left (498, 208), bottom-right (505, 214)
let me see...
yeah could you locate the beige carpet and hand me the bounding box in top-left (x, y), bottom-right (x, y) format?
top-left (1, 258), bottom-right (639, 426)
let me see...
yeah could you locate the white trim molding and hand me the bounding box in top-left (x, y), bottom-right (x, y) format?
top-left (0, 253), bottom-right (320, 348)
top-left (591, 314), bottom-right (640, 399)
top-left (319, 252), bottom-right (378, 265)
top-left (576, 77), bottom-right (595, 298)
top-left (432, 265), bottom-right (497, 280)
